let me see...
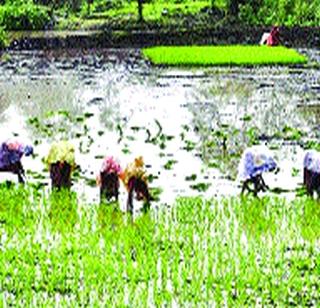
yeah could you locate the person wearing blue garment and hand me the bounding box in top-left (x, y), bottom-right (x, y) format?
top-left (238, 145), bottom-right (278, 196)
top-left (0, 140), bottom-right (33, 183)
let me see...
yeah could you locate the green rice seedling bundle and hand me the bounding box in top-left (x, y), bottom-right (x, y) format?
top-left (142, 46), bottom-right (307, 66)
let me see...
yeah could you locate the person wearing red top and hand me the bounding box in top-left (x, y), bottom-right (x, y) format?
top-left (260, 26), bottom-right (281, 46)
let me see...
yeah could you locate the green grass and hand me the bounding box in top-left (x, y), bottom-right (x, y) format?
top-left (0, 3), bottom-right (51, 30)
top-left (142, 45), bottom-right (308, 66)
top-left (1, 185), bottom-right (320, 305)
top-left (101, 1), bottom-right (210, 21)
top-left (58, 1), bottom-right (213, 30)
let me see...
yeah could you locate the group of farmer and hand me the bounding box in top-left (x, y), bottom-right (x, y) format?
top-left (0, 139), bottom-right (151, 214)
top-left (1, 138), bottom-right (320, 211)
top-left (238, 145), bottom-right (320, 198)
top-left (0, 27), bottom-right (310, 209)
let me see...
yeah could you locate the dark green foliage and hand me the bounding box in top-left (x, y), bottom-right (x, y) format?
top-left (239, 0), bottom-right (320, 26)
top-left (1, 0), bottom-right (320, 31)
top-left (34, 0), bottom-right (82, 11)
top-left (0, 26), bottom-right (7, 48)
top-left (0, 2), bottom-right (51, 30)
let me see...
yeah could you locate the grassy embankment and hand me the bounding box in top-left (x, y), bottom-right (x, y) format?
top-left (0, 0), bottom-right (320, 47)
top-left (59, 0), bottom-right (320, 30)
top-left (57, 0), bottom-right (215, 30)
top-left (142, 46), bottom-right (308, 66)
top-left (1, 186), bottom-right (319, 306)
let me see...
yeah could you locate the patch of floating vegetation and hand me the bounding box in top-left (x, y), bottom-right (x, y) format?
top-left (142, 46), bottom-right (308, 66)
top-left (0, 186), bottom-right (320, 306)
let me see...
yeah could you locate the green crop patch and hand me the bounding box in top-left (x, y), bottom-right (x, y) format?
top-left (142, 45), bottom-right (308, 66)
top-left (1, 185), bottom-right (320, 306)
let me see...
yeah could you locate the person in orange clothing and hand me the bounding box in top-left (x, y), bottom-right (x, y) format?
top-left (121, 156), bottom-right (151, 215)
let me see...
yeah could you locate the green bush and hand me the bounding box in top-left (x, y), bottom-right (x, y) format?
top-left (0, 2), bottom-right (51, 30)
top-left (240, 0), bottom-right (320, 26)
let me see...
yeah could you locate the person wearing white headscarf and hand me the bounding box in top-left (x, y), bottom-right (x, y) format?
top-left (303, 150), bottom-right (320, 196)
top-left (238, 145), bottom-right (278, 196)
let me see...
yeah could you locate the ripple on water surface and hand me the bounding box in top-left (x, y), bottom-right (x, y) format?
top-left (0, 48), bottom-right (319, 205)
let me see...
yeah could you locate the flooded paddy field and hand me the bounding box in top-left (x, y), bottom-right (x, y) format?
top-left (0, 48), bottom-right (319, 205)
top-left (1, 48), bottom-right (320, 306)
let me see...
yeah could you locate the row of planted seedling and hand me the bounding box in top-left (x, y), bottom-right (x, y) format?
top-left (1, 186), bottom-right (320, 306)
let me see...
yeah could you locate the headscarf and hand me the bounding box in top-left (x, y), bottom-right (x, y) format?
top-left (46, 141), bottom-right (76, 168)
top-left (238, 145), bottom-right (277, 181)
top-left (303, 150), bottom-right (320, 173)
top-left (96, 156), bottom-right (122, 186)
top-left (266, 26), bottom-right (280, 46)
top-left (0, 140), bottom-right (33, 168)
top-left (121, 156), bottom-right (147, 190)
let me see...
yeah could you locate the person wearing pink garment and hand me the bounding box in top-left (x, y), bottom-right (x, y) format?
top-left (260, 26), bottom-right (281, 46)
top-left (96, 156), bottom-right (122, 203)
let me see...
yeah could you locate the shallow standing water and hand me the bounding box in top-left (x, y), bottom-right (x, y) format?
top-left (0, 48), bottom-right (319, 206)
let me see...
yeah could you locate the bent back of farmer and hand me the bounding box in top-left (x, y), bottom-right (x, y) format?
top-left (238, 145), bottom-right (277, 196)
top-left (46, 141), bottom-right (76, 190)
top-left (303, 150), bottom-right (320, 197)
top-left (260, 26), bottom-right (281, 46)
top-left (97, 156), bottom-right (122, 203)
top-left (0, 140), bottom-right (33, 183)
top-left (121, 156), bottom-right (151, 214)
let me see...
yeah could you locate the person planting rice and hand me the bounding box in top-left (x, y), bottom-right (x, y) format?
top-left (303, 150), bottom-right (320, 197)
top-left (121, 156), bottom-right (151, 215)
top-left (46, 141), bottom-right (76, 190)
top-left (96, 156), bottom-right (122, 203)
top-left (260, 26), bottom-right (281, 46)
top-left (238, 145), bottom-right (278, 196)
top-left (0, 140), bottom-right (33, 184)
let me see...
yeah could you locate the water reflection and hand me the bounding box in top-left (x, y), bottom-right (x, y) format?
top-left (298, 104), bottom-right (320, 134)
top-left (0, 49), bottom-right (319, 202)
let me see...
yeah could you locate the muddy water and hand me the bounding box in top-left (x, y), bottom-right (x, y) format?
top-left (0, 48), bottom-right (319, 207)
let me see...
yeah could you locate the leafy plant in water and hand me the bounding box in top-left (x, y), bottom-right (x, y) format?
top-left (183, 139), bottom-right (197, 152)
top-left (190, 182), bottom-right (211, 192)
top-left (185, 174), bottom-right (197, 181)
top-left (301, 140), bottom-right (320, 151)
top-left (281, 125), bottom-right (304, 141)
top-left (163, 159), bottom-right (177, 170)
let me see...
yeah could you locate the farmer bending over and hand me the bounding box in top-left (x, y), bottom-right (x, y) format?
top-left (0, 140), bottom-right (33, 183)
top-left (97, 156), bottom-right (122, 203)
top-left (121, 156), bottom-right (151, 215)
top-left (303, 150), bottom-right (320, 197)
top-left (238, 145), bottom-right (278, 196)
top-left (260, 26), bottom-right (281, 46)
top-left (46, 141), bottom-right (76, 190)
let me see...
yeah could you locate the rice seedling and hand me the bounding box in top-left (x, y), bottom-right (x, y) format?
top-left (1, 186), bottom-right (319, 306)
top-left (142, 46), bottom-right (308, 66)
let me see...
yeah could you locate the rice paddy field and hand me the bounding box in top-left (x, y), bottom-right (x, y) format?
top-left (1, 186), bottom-right (320, 306)
top-left (0, 48), bottom-right (320, 306)
top-left (142, 46), bottom-right (308, 66)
